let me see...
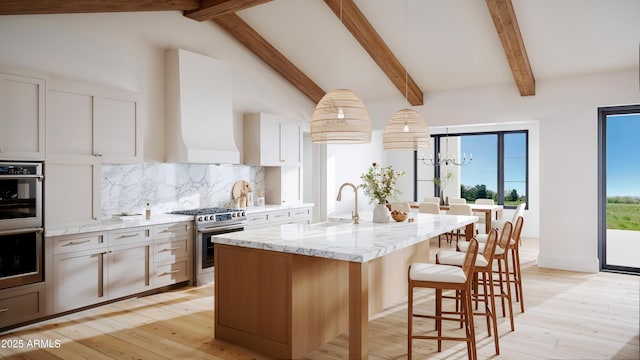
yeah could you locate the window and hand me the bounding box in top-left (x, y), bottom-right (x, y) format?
top-left (415, 130), bottom-right (528, 209)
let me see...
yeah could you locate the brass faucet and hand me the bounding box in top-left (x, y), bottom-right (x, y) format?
top-left (336, 182), bottom-right (359, 224)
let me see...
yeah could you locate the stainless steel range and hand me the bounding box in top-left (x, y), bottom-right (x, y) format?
top-left (171, 207), bottom-right (246, 286)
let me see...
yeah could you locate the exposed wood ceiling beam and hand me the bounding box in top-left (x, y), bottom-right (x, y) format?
top-left (0, 0), bottom-right (200, 15)
top-left (213, 13), bottom-right (326, 104)
top-left (486, 0), bottom-right (535, 96)
top-left (185, 0), bottom-right (271, 21)
top-left (323, 0), bottom-right (423, 106)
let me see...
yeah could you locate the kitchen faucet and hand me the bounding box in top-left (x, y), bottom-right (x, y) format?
top-left (336, 182), bottom-right (359, 224)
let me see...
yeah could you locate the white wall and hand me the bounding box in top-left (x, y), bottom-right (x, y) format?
top-left (0, 12), bottom-right (315, 162)
top-left (367, 70), bottom-right (639, 272)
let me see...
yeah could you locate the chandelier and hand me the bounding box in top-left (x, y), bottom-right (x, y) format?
top-left (419, 128), bottom-right (472, 166)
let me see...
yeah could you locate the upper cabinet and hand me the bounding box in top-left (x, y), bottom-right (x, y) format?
top-left (0, 69), bottom-right (46, 160)
top-left (244, 112), bottom-right (302, 167)
top-left (46, 77), bottom-right (141, 164)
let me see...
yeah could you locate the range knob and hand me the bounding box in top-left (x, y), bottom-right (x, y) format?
top-left (241, 211), bottom-right (246, 217)
top-left (231, 212), bottom-right (237, 218)
top-left (197, 216), bottom-right (204, 222)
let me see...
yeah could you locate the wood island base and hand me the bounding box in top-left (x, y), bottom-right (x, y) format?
top-left (213, 240), bottom-right (431, 359)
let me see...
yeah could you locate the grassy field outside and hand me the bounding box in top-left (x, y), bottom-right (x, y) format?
top-left (607, 202), bottom-right (640, 231)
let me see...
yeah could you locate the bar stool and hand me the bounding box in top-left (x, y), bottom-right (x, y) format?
top-left (408, 238), bottom-right (479, 360)
top-left (458, 221), bottom-right (514, 331)
top-left (509, 216), bottom-right (525, 313)
top-left (437, 229), bottom-right (500, 355)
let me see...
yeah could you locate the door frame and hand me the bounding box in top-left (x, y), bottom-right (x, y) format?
top-left (597, 104), bottom-right (640, 274)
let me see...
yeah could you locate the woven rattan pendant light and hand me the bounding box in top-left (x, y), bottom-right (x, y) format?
top-left (383, 108), bottom-right (429, 150)
top-left (311, 89), bottom-right (371, 143)
top-left (383, 0), bottom-right (429, 150)
top-left (311, 0), bottom-right (371, 144)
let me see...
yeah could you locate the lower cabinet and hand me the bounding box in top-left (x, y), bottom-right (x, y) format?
top-left (49, 221), bottom-right (192, 315)
top-left (245, 206), bottom-right (312, 230)
top-left (0, 283), bottom-right (45, 328)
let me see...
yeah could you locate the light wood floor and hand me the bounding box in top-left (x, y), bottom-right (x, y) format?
top-left (1, 237), bottom-right (638, 360)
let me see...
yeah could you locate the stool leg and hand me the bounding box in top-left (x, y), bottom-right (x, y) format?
top-left (462, 287), bottom-right (478, 360)
top-left (487, 268), bottom-right (500, 354)
top-left (436, 288), bottom-right (442, 352)
top-left (407, 282), bottom-right (413, 360)
top-left (503, 253), bottom-right (515, 331)
top-left (512, 247), bottom-right (525, 313)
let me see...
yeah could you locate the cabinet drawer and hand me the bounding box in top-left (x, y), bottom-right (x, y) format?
top-left (110, 227), bottom-right (151, 246)
top-left (52, 232), bottom-right (106, 255)
top-left (154, 222), bottom-right (191, 240)
top-left (290, 207), bottom-right (311, 219)
top-left (154, 238), bottom-right (189, 263)
top-left (267, 210), bottom-right (289, 223)
top-left (155, 260), bottom-right (189, 287)
top-left (0, 284), bottom-right (45, 328)
top-left (246, 212), bottom-right (269, 229)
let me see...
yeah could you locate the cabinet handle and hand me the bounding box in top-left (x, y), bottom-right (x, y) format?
top-left (63, 239), bottom-right (91, 246)
top-left (94, 153), bottom-right (103, 157)
top-left (160, 269), bottom-right (180, 276)
top-left (118, 233), bottom-right (138, 239)
top-left (161, 247), bottom-right (181, 252)
top-left (0, 308), bottom-right (9, 313)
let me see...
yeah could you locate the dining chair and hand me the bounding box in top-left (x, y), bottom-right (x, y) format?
top-left (408, 238), bottom-right (479, 360)
top-left (419, 202), bottom-right (448, 247)
top-left (423, 196), bottom-right (440, 204)
top-left (446, 204), bottom-right (473, 245)
top-left (390, 201), bottom-right (411, 213)
top-left (474, 198), bottom-right (494, 205)
top-left (448, 197), bottom-right (467, 204)
top-left (437, 229), bottom-right (500, 355)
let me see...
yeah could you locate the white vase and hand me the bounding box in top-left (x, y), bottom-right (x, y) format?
top-left (373, 203), bottom-right (390, 223)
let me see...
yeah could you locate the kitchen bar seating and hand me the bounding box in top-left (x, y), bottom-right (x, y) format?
top-left (436, 229), bottom-right (501, 355)
top-left (408, 238), bottom-right (479, 360)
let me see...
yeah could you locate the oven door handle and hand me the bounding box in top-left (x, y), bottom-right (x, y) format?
top-left (0, 227), bottom-right (43, 236)
top-left (199, 223), bottom-right (245, 233)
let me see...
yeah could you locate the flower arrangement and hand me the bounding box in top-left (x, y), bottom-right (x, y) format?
top-left (359, 163), bottom-right (405, 205)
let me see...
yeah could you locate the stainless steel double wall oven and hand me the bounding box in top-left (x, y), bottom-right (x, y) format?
top-left (0, 162), bottom-right (44, 290)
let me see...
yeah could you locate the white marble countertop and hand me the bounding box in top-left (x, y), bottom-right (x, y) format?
top-left (212, 213), bottom-right (477, 263)
top-left (244, 203), bottom-right (314, 214)
top-left (45, 214), bottom-right (194, 237)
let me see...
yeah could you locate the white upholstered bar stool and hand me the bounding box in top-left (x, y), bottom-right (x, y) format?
top-left (437, 229), bottom-right (500, 355)
top-left (473, 199), bottom-right (494, 234)
top-left (458, 221), bottom-right (515, 331)
top-left (408, 238), bottom-right (479, 360)
top-left (509, 216), bottom-right (525, 313)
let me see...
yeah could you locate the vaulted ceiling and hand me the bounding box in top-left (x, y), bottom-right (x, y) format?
top-left (1, 0), bottom-right (638, 106)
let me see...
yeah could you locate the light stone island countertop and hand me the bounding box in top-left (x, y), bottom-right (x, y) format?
top-left (45, 214), bottom-right (194, 237)
top-left (212, 212), bottom-right (477, 263)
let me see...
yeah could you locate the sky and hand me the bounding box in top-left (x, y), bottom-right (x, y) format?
top-left (606, 113), bottom-right (640, 197)
top-left (459, 133), bottom-right (527, 195)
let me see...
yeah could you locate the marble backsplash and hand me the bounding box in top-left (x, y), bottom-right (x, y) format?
top-left (101, 163), bottom-right (264, 218)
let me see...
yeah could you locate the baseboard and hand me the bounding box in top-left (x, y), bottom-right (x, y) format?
top-left (537, 254), bottom-right (599, 273)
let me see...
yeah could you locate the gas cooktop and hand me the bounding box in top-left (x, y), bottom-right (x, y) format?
top-left (171, 207), bottom-right (246, 227)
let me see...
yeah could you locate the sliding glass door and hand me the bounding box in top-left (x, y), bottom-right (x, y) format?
top-left (598, 105), bottom-right (640, 274)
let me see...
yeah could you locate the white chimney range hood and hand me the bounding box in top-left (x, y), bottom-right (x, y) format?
top-left (165, 48), bottom-right (240, 164)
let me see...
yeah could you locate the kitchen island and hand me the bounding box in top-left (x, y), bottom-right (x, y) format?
top-left (212, 212), bottom-right (476, 359)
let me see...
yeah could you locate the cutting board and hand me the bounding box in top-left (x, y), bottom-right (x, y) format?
top-left (232, 180), bottom-right (252, 199)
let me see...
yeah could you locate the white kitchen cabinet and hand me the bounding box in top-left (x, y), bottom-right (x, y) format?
top-left (265, 166), bottom-right (302, 205)
top-left (46, 77), bottom-right (141, 163)
top-left (153, 222), bottom-right (192, 287)
top-left (44, 161), bottom-right (101, 227)
top-left (244, 112), bottom-right (302, 167)
top-left (245, 205), bottom-right (312, 230)
top-left (0, 70), bottom-right (46, 160)
top-left (0, 282), bottom-right (45, 328)
top-left (107, 241), bottom-right (152, 299)
top-left (50, 226), bottom-right (154, 313)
